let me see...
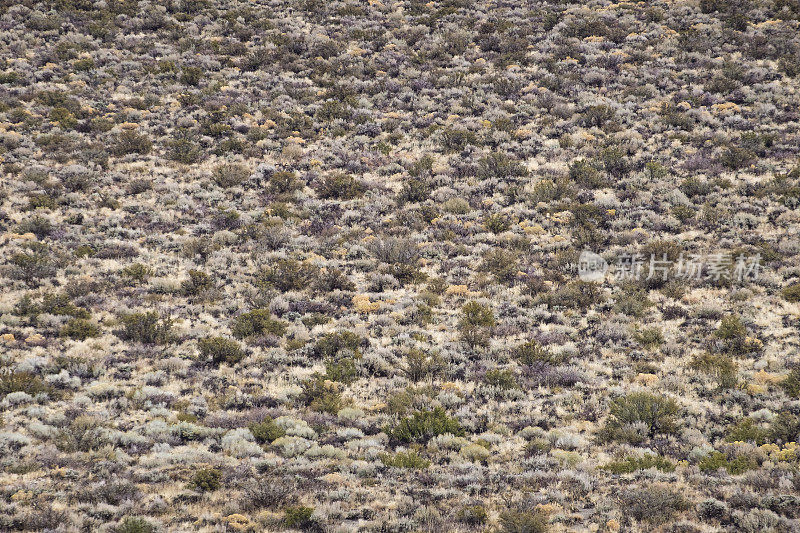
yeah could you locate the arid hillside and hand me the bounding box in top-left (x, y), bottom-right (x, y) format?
top-left (1, 0), bottom-right (800, 531)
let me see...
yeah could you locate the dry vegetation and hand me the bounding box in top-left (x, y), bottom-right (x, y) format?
top-left (1, 0), bottom-right (800, 531)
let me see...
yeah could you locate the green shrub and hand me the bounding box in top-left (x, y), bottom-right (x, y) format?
top-left (315, 173), bottom-right (365, 199)
top-left (457, 505), bottom-right (489, 526)
top-left (672, 204), bottom-right (695, 223)
top-left (719, 145), bottom-right (754, 170)
top-left (780, 368), bottom-right (800, 397)
top-left (112, 130), bottom-right (152, 156)
top-left (122, 263), bottom-right (152, 283)
top-left (715, 314), bottom-right (750, 355)
top-left (716, 314), bottom-right (746, 340)
top-left (181, 270), bottom-right (213, 296)
top-left (231, 309), bottom-right (287, 339)
top-left (476, 153), bottom-right (528, 181)
top-left (613, 285), bottom-right (653, 318)
top-left (248, 419), bottom-right (285, 444)
top-left (212, 163), bottom-right (249, 188)
top-left (60, 318), bottom-right (100, 340)
top-left (458, 301), bottom-right (495, 347)
top-left (27, 193), bottom-right (58, 210)
top-left (568, 158), bottom-right (604, 188)
top-left (442, 197), bottom-right (471, 214)
top-left (599, 392), bottom-right (679, 444)
top-left (190, 468), bottom-right (221, 492)
top-left (269, 171), bottom-right (302, 194)
top-left (513, 340), bottom-right (561, 365)
top-left (115, 517), bottom-right (155, 533)
top-left (387, 407), bottom-right (464, 443)
top-left (633, 327), bottom-right (664, 349)
top-left (16, 292), bottom-right (89, 319)
top-left (484, 213), bottom-right (511, 234)
top-left (314, 267), bottom-right (356, 293)
top-left (16, 217), bottom-right (54, 239)
top-left (618, 486), bottom-right (689, 525)
top-left (325, 354), bottom-right (359, 384)
top-left (690, 352), bottom-right (738, 389)
top-left (725, 418), bottom-right (769, 445)
top-left (284, 506), bottom-right (315, 528)
top-left (404, 348), bottom-right (442, 381)
top-left (481, 248), bottom-right (518, 283)
top-left (312, 331), bottom-right (363, 359)
top-left (257, 258), bottom-right (318, 292)
top-left (581, 104), bottom-right (616, 128)
top-left (782, 283), bottom-right (800, 303)
top-left (484, 369), bottom-right (519, 390)
top-left (600, 454), bottom-right (675, 474)
top-left (54, 415), bottom-right (106, 452)
top-left (699, 451), bottom-right (757, 475)
top-left (440, 128), bottom-right (478, 152)
top-left (299, 373), bottom-right (343, 414)
top-left (379, 450), bottom-right (431, 469)
top-left (179, 66), bottom-right (203, 86)
top-left (0, 371), bottom-right (51, 399)
top-left (601, 146), bottom-right (629, 178)
top-left (397, 177), bottom-right (430, 204)
top-left (499, 509), bottom-right (549, 533)
top-left (10, 244), bottom-right (55, 285)
top-left (680, 176), bottom-right (710, 198)
top-left (166, 130), bottom-right (202, 163)
top-left (301, 313), bottom-right (330, 328)
top-left (769, 412), bottom-right (800, 444)
top-left (540, 281), bottom-right (604, 310)
top-left (117, 312), bottom-right (172, 344)
top-left (530, 177), bottom-right (572, 204)
top-left (198, 336), bottom-right (245, 366)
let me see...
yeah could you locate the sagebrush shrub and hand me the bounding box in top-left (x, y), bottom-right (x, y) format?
top-left (600, 454), bottom-right (675, 474)
top-left (61, 318), bottom-right (100, 340)
top-left (117, 312), bottom-right (172, 344)
top-left (782, 283), bottom-right (800, 303)
top-left (257, 258), bottom-right (318, 292)
top-left (315, 173), bottom-right (364, 199)
top-left (618, 486), bottom-right (689, 524)
top-left (599, 392), bottom-right (679, 443)
top-left (379, 450), bottom-right (430, 469)
top-left (248, 419), bottom-right (286, 444)
top-left (1, 371), bottom-right (51, 399)
top-left (299, 373), bottom-right (344, 414)
top-left (115, 517), bottom-right (155, 533)
top-left (499, 509), bottom-right (548, 533)
top-left (387, 407), bottom-right (464, 443)
top-left (112, 130), bottom-right (151, 156)
top-left (198, 336), bottom-right (245, 366)
top-left (231, 309), bottom-right (287, 339)
top-left (458, 301), bottom-right (495, 347)
top-left (190, 468), bottom-right (221, 492)
top-left (212, 163), bottom-right (249, 188)
top-left (284, 506), bottom-right (315, 528)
